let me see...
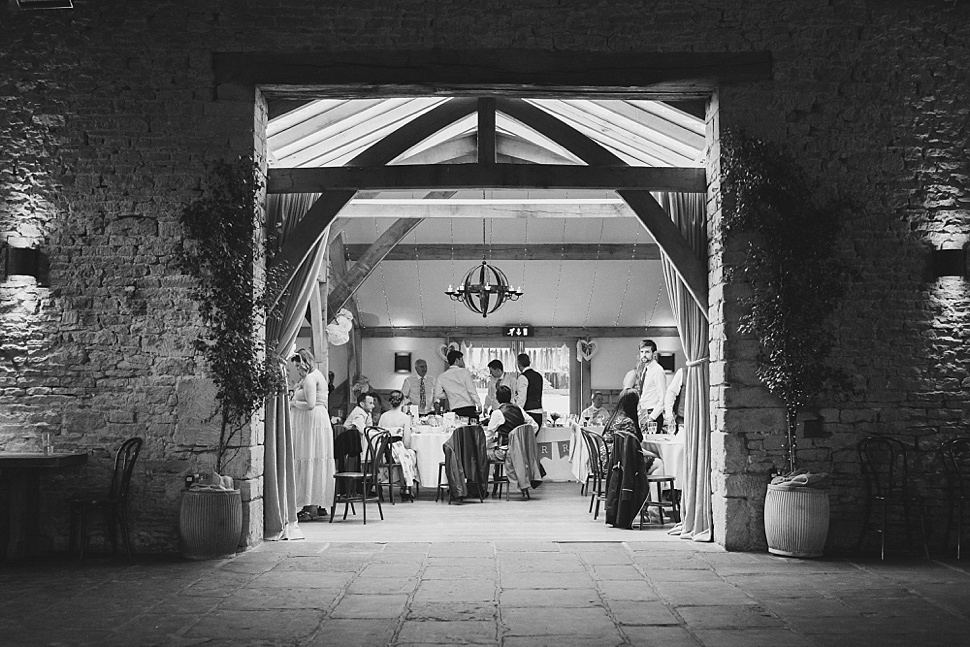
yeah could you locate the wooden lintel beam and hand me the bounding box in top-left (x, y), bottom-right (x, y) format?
top-left (343, 243), bottom-right (661, 262)
top-left (360, 326), bottom-right (680, 339)
top-left (268, 164), bottom-right (706, 193)
top-left (215, 50), bottom-right (772, 100)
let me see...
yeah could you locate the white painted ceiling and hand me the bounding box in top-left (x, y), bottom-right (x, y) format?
top-left (267, 98), bottom-right (706, 331)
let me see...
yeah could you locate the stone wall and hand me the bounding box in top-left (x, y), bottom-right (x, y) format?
top-left (1, 0), bottom-right (968, 553)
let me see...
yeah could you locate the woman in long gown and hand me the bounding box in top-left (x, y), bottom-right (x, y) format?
top-left (377, 389), bottom-right (420, 501)
top-left (290, 348), bottom-right (335, 521)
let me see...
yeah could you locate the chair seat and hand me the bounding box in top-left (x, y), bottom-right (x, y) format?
top-left (334, 471), bottom-right (365, 479)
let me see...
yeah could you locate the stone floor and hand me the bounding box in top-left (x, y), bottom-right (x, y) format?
top-left (2, 483), bottom-right (969, 646)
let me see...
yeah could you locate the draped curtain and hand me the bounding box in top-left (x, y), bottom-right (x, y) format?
top-left (263, 192), bottom-right (328, 541)
top-left (659, 192), bottom-right (713, 542)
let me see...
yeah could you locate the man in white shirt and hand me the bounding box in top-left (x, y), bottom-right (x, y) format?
top-left (635, 339), bottom-right (667, 432)
top-left (401, 358), bottom-right (436, 416)
top-left (434, 349), bottom-right (482, 422)
top-left (483, 359), bottom-right (518, 413)
top-left (344, 391), bottom-right (377, 461)
top-left (580, 392), bottom-right (609, 425)
top-left (664, 368), bottom-right (685, 435)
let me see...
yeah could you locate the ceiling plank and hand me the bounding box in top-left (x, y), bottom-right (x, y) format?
top-left (478, 98), bottom-right (496, 165)
top-left (269, 98), bottom-right (478, 306)
top-left (268, 164), bottom-right (706, 193)
top-left (495, 97), bottom-right (708, 318)
top-left (360, 326), bottom-right (680, 338)
top-left (217, 49), bottom-right (772, 100)
top-left (343, 242), bottom-right (661, 261)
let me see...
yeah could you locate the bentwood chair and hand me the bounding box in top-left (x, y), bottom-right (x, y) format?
top-left (857, 436), bottom-right (930, 559)
top-left (941, 437), bottom-right (970, 559)
top-left (330, 430), bottom-right (389, 524)
top-left (366, 426), bottom-right (409, 505)
top-left (68, 437), bottom-right (143, 560)
top-left (581, 430), bottom-right (610, 519)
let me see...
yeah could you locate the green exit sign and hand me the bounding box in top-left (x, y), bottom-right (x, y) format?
top-left (503, 325), bottom-right (534, 338)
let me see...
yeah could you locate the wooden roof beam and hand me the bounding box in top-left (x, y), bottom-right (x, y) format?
top-left (343, 242), bottom-right (661, 262)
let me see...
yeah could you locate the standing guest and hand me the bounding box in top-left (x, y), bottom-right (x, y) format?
top-left (344, 391), bottom-right (377, 461)
top-left (515, 353), bottom-right (544, 429)
top-left (483, 359), bottom-right (518, 414)
top-left (378, 390), bottom-right (419, 501)
top-left (434, 349), bottom-right (482, 422)
top-left (664, 368), bottom-right (685, 435)
top-left (401, 358), bottom-right (436, 416)
top-left (289, 349), bottom-right (335, 522)
top-left (633, 339), bottom-right (666, 432)
top-left (581, 392), bottom-right (610, 425)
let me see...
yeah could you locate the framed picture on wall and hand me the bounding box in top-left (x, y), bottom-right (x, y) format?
top-left (394, 352), bottom-right (412, 373)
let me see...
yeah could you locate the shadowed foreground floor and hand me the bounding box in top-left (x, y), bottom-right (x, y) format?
top-left (2, 483), bottom-right (968, 646)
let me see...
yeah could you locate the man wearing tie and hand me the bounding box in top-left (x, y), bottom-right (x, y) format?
top-left (634, 339), bottom-right (667, 432)
top-left (401, 358), bottom-right (436, 416)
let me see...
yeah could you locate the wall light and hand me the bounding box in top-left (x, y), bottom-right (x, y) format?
top-left (394, 352), bottom-right (412, 374)
top-left (1, 242), bottom-right (50, 286)
top-left (931, 244), bottom-right (968, 279)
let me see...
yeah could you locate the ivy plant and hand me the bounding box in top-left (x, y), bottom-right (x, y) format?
top-left (721, 130), bottom-right (853, 473)
top-left (178, 156), bottom-right (285, 473)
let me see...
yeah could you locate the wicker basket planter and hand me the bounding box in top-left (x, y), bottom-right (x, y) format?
top-left (764, 484), bottom-right (830, 558)
top-left (179, 489), bottom-right (242, 560)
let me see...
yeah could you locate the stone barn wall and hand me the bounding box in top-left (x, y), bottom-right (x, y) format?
top-left (1, 0), bottom-right (968, 553)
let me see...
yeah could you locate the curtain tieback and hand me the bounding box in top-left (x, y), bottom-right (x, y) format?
top-left (686, 356), bottom-right (710, 368)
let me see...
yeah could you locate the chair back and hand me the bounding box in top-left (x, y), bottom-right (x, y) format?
top-left (110, 437), bottom-right (143, 501)
top-left (582, 429), bottom-right (608, 477)
top-left (942, 437), bottom-right (970, 497)
top-left (362, 430), bottom-right (391, 482)
top-left (364, 425), bottom-right (395, 467)
top-left (858, 435), bottom-right (911, 500)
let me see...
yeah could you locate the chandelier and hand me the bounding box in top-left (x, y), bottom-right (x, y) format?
top-left (445, 221), bottom-right (523, 318)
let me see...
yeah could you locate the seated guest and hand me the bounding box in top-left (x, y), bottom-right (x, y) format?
top-left (581, 391), bottom-right (609, 425)
top-left (377, 390), bottom-right (419, 500)
top-left (484, 385), bottom-right (537, 462)
top-left (344, 391), bottom-right (376, 461)
top-left (600, 388), bottom-right (643, 467)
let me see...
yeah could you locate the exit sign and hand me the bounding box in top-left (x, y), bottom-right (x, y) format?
top-left (503, 325), bottom-right (534, 338)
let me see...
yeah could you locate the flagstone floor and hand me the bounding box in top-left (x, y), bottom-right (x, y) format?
top-left (2, 483), bottom-right (968, 646)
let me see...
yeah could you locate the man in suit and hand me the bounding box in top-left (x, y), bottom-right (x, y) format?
top-left (401, 358), bottom-right (436, 416)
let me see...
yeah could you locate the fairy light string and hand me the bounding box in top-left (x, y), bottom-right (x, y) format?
top-left (412, 229), bottom-right (426, 328)
top-left (550, 218), bottom-right (567, 326)
top-left (374, 219), bottom-right (394, 332)
top-left (614, 224), bottom-right (640, 327)
top-left (582, 219), bottom-right (605, 328)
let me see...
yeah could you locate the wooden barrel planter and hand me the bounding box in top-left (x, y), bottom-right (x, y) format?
top-left (179, 489), bottom-right (243, 560)
top-left (764, 484), bottom-right (830, 558)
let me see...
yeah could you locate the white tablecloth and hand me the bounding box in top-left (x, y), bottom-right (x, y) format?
top-left (568, 422), bottom-right (605, 483)
top-left (642, 434), bottom-right (686, 487)
top-left (407, 426), bottom-right (453, 488)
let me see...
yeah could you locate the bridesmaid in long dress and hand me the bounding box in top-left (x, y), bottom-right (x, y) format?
top-left (290, 348), bottom-right (335, 521)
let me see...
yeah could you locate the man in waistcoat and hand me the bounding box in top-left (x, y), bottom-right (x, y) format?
top-left (484, 385), bottom-right (538, 462)
top-left (514, 353), bottom-right (544, 429)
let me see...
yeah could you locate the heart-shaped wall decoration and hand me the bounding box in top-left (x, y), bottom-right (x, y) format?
top-left (576, 339), bottom-right (599, 362)
top-left (437, 341), bottom-right (461, 361)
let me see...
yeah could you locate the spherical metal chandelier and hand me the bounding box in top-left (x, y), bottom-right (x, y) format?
top-left (445, 221), bottom-right (523, 318)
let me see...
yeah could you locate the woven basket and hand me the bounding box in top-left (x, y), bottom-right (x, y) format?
top-left (764, 484), bottom-right (830, 558)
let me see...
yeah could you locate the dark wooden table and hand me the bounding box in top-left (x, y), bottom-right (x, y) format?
top-left (0, 452), bottom-right (88, 560)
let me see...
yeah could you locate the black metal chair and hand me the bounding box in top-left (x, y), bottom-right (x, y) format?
top-left (366, 425), bottom-right (410, 504)
top-left (857, 435), bottom-right (930, 559)
top-left (330, 430), bottom-right (389, 524)
top-left (941, 436), bottom-right (970, 559)
top-left (582, 429), bottom-right (610, 519)
top-left (68, 437), bottom-right (143, 560)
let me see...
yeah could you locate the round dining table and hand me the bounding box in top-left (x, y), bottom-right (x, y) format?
top-left (641, 433), bottom-right (686, 487)
top-left (407, 425), bottom-right (454, 488)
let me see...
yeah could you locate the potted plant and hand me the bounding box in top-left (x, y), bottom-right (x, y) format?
top-left (176, 156), bottom-right (285, 559)
top-left (721, 130), bottom-right (853, 557)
